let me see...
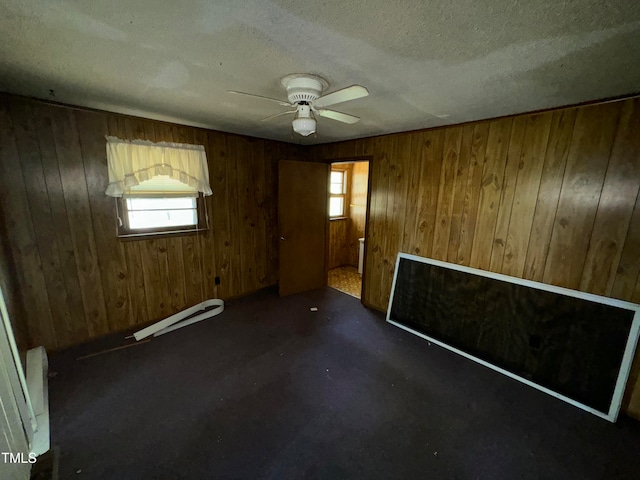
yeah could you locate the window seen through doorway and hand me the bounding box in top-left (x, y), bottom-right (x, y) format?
top-left (329, 170), bottom-right (347, 217)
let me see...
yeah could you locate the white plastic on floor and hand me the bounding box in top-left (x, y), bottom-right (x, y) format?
top-left (133, 299), bottom-right (224, 341)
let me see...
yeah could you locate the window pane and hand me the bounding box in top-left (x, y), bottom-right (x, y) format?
top-left (330, 183), bottom-right (343, 194)
top-left (329, 196), bottom-right (344, 217)
top-left (330, 171), bottom-right (344, 194)
top-left (128, 209), bottom-right (197, 229)
top-left (126, 196), bottom-right (198, 230)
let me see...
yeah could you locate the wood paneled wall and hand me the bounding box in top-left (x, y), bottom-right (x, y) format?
top-left (328, 219), bottom-right (349, 269)
top-left (346, 161), bottom-right (369, 267)
top-left (311, 97), bottom-right (640, 418)
top-left (0, 94), bottom-right (303, 351)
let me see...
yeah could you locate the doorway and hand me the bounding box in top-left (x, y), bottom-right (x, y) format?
top-left (327, 160), bottom-right (369, 299)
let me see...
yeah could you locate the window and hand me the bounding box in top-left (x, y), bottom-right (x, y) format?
top-left (117, 195), bottom-right (208, 238)
top-left (329, 169), bottom-right (347, 217)
top-left (105, 137), bottom-right (212, 238)
top-left (115, 175), bottom-right (208, 237)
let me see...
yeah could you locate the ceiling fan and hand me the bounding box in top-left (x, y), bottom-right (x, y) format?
top-left (229, 74), bottom-right (369, 137)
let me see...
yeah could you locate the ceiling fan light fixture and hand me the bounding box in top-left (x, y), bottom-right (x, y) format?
top-left (230, 74), bottom-right (369, 138)
top-left (292, 117), bottom-right (316, 136)
top-left (292, 104), bottom-right (316, 136)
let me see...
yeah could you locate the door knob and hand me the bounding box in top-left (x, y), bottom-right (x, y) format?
top-left (280, 236), bottom-right (286, 241)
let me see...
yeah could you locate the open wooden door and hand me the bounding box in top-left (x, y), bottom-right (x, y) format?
top-left (278, 160), bottom-right (328, 296)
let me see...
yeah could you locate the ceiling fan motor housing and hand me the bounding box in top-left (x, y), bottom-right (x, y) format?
top-left (282, 74), bottom-right (328, 105)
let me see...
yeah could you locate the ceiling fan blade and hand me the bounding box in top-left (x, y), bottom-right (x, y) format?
top-left (317, 109), bottom-right (360, 124)
top-left (314, 85), bottom-right (369, 108)
top-left (261, 110), bottom-right (297, 122)
top-left (228, 91), bottom-right (291, 107)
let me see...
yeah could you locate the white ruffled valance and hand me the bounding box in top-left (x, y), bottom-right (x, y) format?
top-left (105, 136), bottom-right (213, 197)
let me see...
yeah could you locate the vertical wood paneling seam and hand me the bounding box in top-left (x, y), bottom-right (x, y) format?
top-left (13, 110), bottom-right (48, 270)
top-left (621, 188), bottom-right (640, 297)
top-left (523, 112), bottom-right (576, 278)
top-left (449, 128), bottom-right (472, 263)
top-left (585, 109), bottom-right (640, 297)
top-left (495, 129), bottom-right (529, 274)
top-left (74, 110), bottom-right (112, 331)
top-left (48, 173), bottom-right (78, 332)
top-left (68, 112), bottom-right (109, 335)
top-left (432, 128), bottom-right (462, 261)
top-left (8, 105), bottom-right (59, 347)
top-left (228, 136), bottom-right (242, 295)
top-left (38, 105), bottom-right (91, 344)
top-left (505, 115), bottom-right (553, 277)
top-left (400, 133), bottom-right (419, 254)
top-left (575, 110), bottom-right (625, 288)
top-left (468, 119), bottom-right (512, 270)
top-left (487, 129), bottom-right (514, 270)
top-left (200, 228), bottom-right (207, 301)
top-left (382, 136), bottom-right (401, 306)
top-left (457, 124), bottom-right (489, 265)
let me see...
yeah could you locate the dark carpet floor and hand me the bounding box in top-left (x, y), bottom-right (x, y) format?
top-left (49, 287), bottom-right (640, 480)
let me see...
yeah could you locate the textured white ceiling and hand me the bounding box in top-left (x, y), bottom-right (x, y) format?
top-left (0, 0), bottom-right (638, 144)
